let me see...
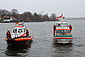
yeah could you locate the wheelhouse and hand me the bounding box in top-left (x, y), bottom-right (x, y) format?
top-left (11, 27), bottom-right (27, 38)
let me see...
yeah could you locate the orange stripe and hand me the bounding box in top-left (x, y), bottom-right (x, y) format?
top-left (15, 37), bottom-right (32, 41)
top-left (4, 36), bottom-right (33, 41)
top-left (56, 29), bottom-right (70, 30)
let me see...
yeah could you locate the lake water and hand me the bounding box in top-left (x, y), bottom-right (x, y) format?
top-left (0, 19), bottom-right (85, 57)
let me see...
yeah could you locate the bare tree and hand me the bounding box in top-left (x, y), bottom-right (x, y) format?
top-left (11, 9), bottom-right (18, 15)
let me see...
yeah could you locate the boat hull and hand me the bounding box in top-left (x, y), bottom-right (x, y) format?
top-left (4, 36), bottom-right (33, 46)
top-left (53, 37), bottom-right (74, 44)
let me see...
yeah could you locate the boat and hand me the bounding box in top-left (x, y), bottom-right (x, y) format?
top-left (4, 22), bottom-right (33, 46)
top-left (53, 15), bottom-right (74, 44)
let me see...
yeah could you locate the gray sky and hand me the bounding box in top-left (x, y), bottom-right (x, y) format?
top-left (0, 0), bottom-right (85, 17)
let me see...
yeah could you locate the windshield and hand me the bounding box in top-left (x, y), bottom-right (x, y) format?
top-left (61, 23), bottom-right (68, 26)
top-left (13, 29), bottom-right (17, 33)
top-left (18, 29), bottom-right (23, 33)
top-left (13, 28), bottom-right (25, 34)
top-left (18, 28), bottom-right (25, 33)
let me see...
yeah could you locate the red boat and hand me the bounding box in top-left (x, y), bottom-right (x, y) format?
top-left (4, 22), bottom-right (33, 46)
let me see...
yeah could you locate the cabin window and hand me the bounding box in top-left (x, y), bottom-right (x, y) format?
top-left (64, 30), bottom-right (70, 33)
top-left (18, 24), bottom-right (24, 26)
top-left (56, 30), bottom-right (71, 35)
top-left (56, 30), bottom-right (64, 33)
top-left (56, 30), bottom-right (60, 33)
top-left (61, 23), bottom-right (68, 26)
top-left (13, 29), bottom-right (17, 33)
top-left (23, 29), bottom-right (26, 32)
top-left (60, 30), bottom-right (64, 33)
top-left (56, 30), bottom-right (70, 33)
top-left (18, 29), bottom-right (22, 33)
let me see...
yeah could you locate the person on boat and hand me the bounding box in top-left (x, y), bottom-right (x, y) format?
top-left (69, 25), bottom-right (72, 32)
top-left (58, 23), bottom-right (61, 26)
top-left (26, 29), bottom-right (29, 37)
top-left (6, 29), bottom-right (11, 38)
top-left (53, 24), bottom-right (56, 35)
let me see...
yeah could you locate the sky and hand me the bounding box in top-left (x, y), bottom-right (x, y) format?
top-left (0, 0), bottom-right (85, 17)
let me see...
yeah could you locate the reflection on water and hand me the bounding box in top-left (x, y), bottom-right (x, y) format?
top-left (5, 45), bottom-right (31, 56)
top-left (52, 44), bottom-right (73, 57)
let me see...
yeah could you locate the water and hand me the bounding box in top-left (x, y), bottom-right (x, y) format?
top-left (0, 19), bottom-right (85, 57)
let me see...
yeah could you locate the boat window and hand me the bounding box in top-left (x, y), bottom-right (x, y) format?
top-left (18, 29), bottom-right (23, 33)
top-left (64, 30), bottom-right (70, 33)
top-left (18, 24), bottom-right (24, 26)
top-left (56, 30), bottom-right (64, 35)
top-left (60, 30), bottom-right (64, 33)
top-left (24, 28), bottom-right (26, 32)
top-left (56, 30), bottom-right (70, 33)
top-left (56, 30), bottom-right (71, 35)
top-left (13, 29), bottom-right (17, 33)
top-left (56, 30), bottom-right (64, 33)
top-left (61, 23), bottom-right (68, 26)
top-left (56, 30), bottom-right (60, 33)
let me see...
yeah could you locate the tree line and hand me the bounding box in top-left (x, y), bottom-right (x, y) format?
top-left (0, 9), bottom-right (57, 22)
